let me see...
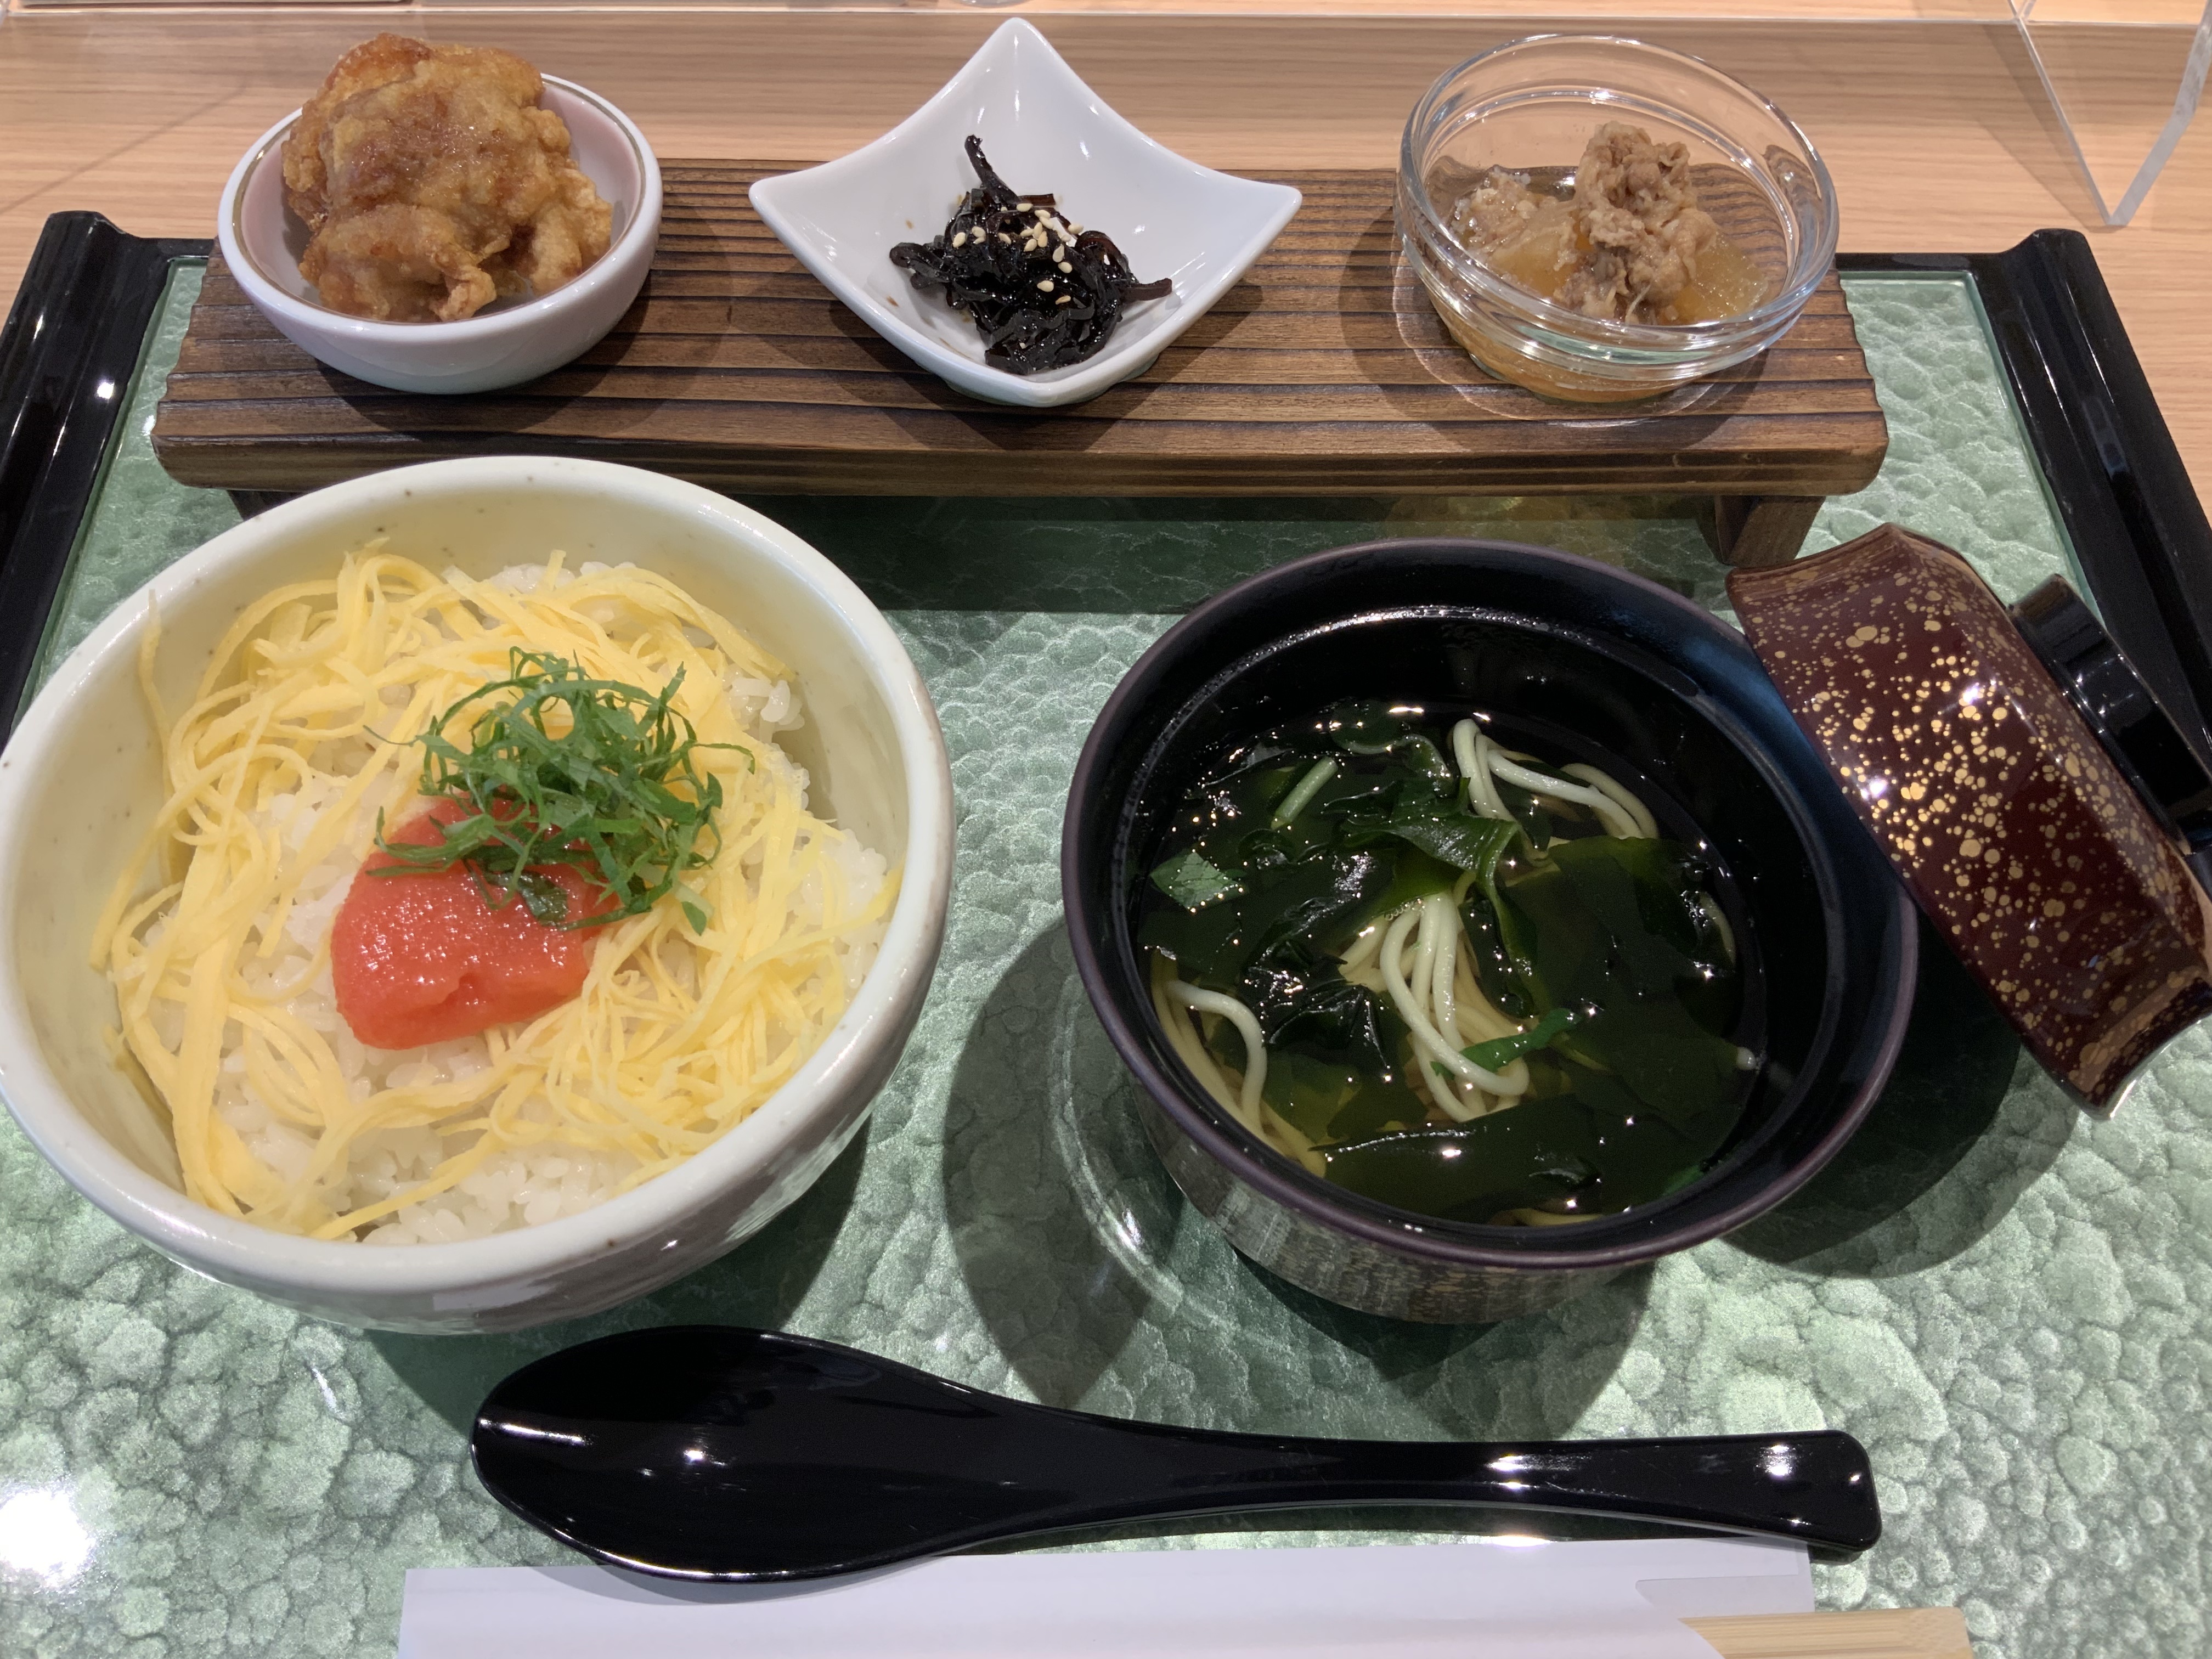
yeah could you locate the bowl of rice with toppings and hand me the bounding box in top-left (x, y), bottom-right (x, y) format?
top-left (0, 456), bottom-right (953, 1333)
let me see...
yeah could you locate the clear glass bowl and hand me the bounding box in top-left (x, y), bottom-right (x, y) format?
top-left (1397, 35), bottom-right (1838, 404)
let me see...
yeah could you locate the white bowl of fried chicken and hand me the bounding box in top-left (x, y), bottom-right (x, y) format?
top-left (218, 35), bottom-right (659, 394)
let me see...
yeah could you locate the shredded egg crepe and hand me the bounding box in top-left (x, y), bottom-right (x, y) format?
top-left (95, 548), bottom-right (896, 1242)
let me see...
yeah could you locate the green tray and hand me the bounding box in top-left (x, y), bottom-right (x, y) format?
top-left (0, 240), bottom-right (2204, 1659)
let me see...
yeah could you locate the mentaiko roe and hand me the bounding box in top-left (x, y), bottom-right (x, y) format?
top-left (331, 798), bottom-right (612, 1049)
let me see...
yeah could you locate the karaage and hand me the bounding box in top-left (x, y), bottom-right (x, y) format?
top-left (283, 35), bottom-right (614, 323)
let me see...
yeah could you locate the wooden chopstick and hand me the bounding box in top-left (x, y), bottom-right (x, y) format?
top-left (1687, 1607), bottom-right (1973, 1658)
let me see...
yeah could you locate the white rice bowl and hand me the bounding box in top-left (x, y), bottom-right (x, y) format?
top-left (0, 458), bottom-right (952, 1333)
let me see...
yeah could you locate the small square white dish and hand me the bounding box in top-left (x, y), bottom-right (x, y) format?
top-left (748, 20), bottom-right (1301, 409)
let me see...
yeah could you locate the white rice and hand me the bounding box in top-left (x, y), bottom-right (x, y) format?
top-left (190, 562), bottom-right (890, 1244)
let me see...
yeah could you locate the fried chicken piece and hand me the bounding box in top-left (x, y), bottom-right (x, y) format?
top-left (282, 35), bottom-right (613, 323)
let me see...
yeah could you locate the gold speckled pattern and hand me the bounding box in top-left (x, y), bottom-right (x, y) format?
top-left (1731, 525), bottom-right (2212, 1108)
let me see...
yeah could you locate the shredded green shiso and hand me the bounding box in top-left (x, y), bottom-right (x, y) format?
top-left (371, 650), bottom-right (745, 933)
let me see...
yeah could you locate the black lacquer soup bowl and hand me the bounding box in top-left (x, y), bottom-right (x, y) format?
top-left (1062, 539), bottom-right (1918, 1323)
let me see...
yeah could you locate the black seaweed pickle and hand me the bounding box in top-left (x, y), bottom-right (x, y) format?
top-left (888, 136), bottom-right (1173, 375)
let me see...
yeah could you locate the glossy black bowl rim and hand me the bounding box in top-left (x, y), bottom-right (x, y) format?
top-left (1062, 537), bottom-right (1918, 1273)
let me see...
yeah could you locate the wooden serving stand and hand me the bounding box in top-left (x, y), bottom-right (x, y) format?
top-left (151, 163), bottom-right (1887, 567)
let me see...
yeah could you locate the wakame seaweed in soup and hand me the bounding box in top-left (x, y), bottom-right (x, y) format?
top-left (1138, 698), bottom-right (1758, 1227)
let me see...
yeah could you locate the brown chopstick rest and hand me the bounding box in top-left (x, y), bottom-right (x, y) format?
top-left (1730, 523), bottom-right (2212, 1110)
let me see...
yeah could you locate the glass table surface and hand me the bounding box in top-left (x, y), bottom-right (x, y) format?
top-left (1, 262), bottom-right (2198, 1659)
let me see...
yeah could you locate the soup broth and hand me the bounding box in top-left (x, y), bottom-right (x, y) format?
top-left (1138, 698), bottom-right (1759, 1227)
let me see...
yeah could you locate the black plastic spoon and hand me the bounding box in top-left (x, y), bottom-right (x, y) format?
top-left (472, 1325), bottom-right (1881, 1581)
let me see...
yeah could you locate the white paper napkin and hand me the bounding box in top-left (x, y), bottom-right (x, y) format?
top-left (398, 1536), bottom-right (1812, 1658)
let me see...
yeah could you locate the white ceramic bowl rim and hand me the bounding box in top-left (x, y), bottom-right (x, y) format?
top-left (220, 76), bottom-right (656, 342)
top-left (0, 457), bottom-right (950, 1299)
top-left (1398, 32), bottom-right (1841, 348)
